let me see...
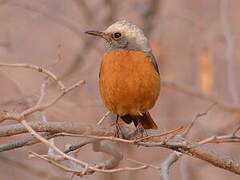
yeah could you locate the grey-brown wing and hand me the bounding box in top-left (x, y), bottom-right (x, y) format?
top-left (146, 51), bottom-right (159, 74)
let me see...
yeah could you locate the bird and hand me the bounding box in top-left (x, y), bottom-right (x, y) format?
top-left (85, 20), bottom-right (160, 130)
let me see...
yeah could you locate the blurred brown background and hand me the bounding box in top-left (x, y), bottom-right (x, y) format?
top-left (0, 0), bottom-right (240, 179)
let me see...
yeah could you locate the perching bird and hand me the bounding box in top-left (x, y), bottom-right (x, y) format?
top-left (86, 20), bottom-right (160, 129)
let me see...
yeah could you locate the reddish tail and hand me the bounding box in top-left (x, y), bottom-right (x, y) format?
top-left (121, 111), bottom-right (158, 129)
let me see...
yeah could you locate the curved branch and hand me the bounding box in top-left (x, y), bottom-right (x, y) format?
top-left (0, 63), bottom-right (65, 89)
top-left (161, 152), bottom-right (181, 180)
top-left (92, 141), bottom-right (123, 169)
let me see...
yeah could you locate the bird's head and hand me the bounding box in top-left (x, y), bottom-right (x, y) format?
top-left (85, 20), bottom-right (150, 52)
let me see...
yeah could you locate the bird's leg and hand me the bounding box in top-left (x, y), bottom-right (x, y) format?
top-left (142, 126), bottom-right (148, 137)
top-left (136, 118), bottom-right (148, 138)
top-left (114, 115), bottom-right (129, 139)
top-left (115, 115), bottom-right (121, 138)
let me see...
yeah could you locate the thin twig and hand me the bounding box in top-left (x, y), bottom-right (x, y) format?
top-left (0, 63), bottom-right (65, 90)
top-left (134, 126), bottom-right (185, 142)
top-left (198, 134), bottom-right (240, 145)
top-left (233, 126), bottom-right (240, 136)
top-left (0, 132), bottom-right (58, 152)
top-left (30, 150), bottom-right (148, 174)
top-left (35, 79), bottom-right (49, 121)
top-left (64, 138), bottom-right (97, 154)
top-left (1, 80), bottom-right (85, 123)
top-left (183, 103), bottom-right (216, 137)
top-left (97, 111), bottom-right (110, 125)
top-left (21, 120), bottom-right (148, 174)
top-left (20, 119), bottom-right (89, 168)
top-left (29, 151), bottom-right (86, 174)
top-left (126, 158), bottom-right (161, 170)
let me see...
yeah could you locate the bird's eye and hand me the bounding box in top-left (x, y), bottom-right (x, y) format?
top-left (113, 32), bottom-right (122, 39)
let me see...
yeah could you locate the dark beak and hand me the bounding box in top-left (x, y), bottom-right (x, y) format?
top-left (85, 30), bottom-right (104, 37)
top-left (85, 30), bottom-right (111, 42)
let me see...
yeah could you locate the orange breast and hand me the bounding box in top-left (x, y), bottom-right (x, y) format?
top-left (99, 50), bottom-right (160, 115)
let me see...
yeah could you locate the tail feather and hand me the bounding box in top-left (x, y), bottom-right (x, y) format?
top-left (121, 111), bottom-right (158, 129)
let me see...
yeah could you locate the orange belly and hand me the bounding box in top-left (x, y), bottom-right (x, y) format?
top-left (99, 50), bottom-right (160, 116)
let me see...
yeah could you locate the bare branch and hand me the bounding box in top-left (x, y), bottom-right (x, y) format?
top-left (1, 121), bottom-right (240, 175)
top-left (161, 152), bottom-right (181, 180)
top-left (183, 103), bottom-right (216, 137)
top-left (35, 79), bottom-right (49, 121)
top-left (92, 141), bottom-right (123, 169)
top-left (0, 121), bottom-right (114, 137)
top-left (0, 80), bottom-right (85, 123)
top-left (126, 158), bottom-right (161, 170)
top-left (198, 134), bottom-right (240, 145)
top-left (20, 120), bottom-right (88, 167)
top-left (138, 139), bottom-right (240, 175)
top-left (97, 111), bottom-right (110, 125)
top-left (29, 151), bottom-right (87, 174)
top-left (36, 79), bottom-right (49, 107)
top-left (0, 63), bottom-right (65, 90)
top-left (1, 60), bottom-right (240, 177)
top-left (64, 139), bottom-right (96, 154)
top-left (233, 126), bottom-right (240, 136)
top-left (20, 119), bottom-right (141, 175)
top-left (0, 132), bottom-right (58, 152)
top-left (134, 126), bottom-right (184, 142)
top-left (30, 145), bottom-right (147, 175)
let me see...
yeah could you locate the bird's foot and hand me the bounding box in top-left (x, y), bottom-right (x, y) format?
top-left (114, 124), bottom-right (121, 138)
top-left (135, 123), bottom-right (148, 138)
